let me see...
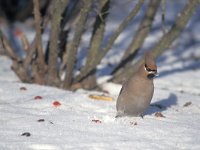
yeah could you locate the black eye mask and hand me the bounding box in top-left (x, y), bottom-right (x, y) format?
top-left (147, 73), bottom-right (156, 79)
top-left (144, 64), bottom-right (157, 72)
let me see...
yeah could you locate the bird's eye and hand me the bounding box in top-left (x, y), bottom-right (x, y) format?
top-left (144, 64), bottom-right (151, 71)
top-left (144, 64), bottom-right (157, 73)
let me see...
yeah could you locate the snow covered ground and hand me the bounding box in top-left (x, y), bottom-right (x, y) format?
top-left (0, 51), bottom-right (200, 150)
top-left (1, 0), bottom-right (200, 149)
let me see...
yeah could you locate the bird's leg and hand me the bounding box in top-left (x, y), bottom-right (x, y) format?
top-left (115, 110), bottom-right (124, 118)
top-left (140, 114), bottom-right (144, 119)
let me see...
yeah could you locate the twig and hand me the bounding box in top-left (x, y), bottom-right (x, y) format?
top-left (20, 33), bottom-right (30, 52)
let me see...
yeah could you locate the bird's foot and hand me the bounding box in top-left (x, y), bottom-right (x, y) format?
top-left (140, 114), bottom-right (144, 119)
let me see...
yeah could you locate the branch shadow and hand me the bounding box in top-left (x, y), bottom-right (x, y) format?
top-left (144, 93), bottom-right (178, 116)
top-left (157, 61), bottom-right (200, 78)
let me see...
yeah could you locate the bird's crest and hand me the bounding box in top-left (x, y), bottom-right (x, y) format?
top-left (144, 51), bottom-right (157, 72)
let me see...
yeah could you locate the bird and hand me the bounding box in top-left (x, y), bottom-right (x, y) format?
top-left (116, 51), bottom-right (158, 117)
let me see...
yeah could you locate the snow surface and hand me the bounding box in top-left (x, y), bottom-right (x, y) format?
top-left (0, 53), bottom-right (200, 149)
top-left (1, 0), bottom-right (200, 149)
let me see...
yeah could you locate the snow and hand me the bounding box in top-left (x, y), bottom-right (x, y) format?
top-left (1, 0), bottom-right (200, 149)
top-left (0, 53), bottom-right (200, 149)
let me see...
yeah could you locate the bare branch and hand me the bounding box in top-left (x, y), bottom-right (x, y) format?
top-left (23, 39), bottom-right (36, 70)
top-left (11, 60), bottom-right (31, 82)
top-left (0, 31), bottom-right (31, 82)
top-left (23, 2), bottom-right (50, 71)
top-left (112, 0), bottom-right (160, 75)
top-left (32, 0), bottom-right (46, 84)
top-left (47, 0), bottom-right (69, 86)
top-left (33, 0), bottom-right (45, 64)
top-left (73, 0), bottom-right (109, 87)
top-left (112, 0), bottom-right (198, 83)
top-left (0, 36), bottom-right (5, 55)
top-left (20, 33), bottom-right (30, 52)
top-left (63, 0), bottom-right (92, 88)
top-left (102, 0), bottom-right (144, 56)
top-left (60, 12), bottom-right (82, 72)
top-left (75, 0), bottom-right (144, 83)
top-left (161, 0), bottom-right (166, 34)
top-left (0, 32), bottom-right (19, 61)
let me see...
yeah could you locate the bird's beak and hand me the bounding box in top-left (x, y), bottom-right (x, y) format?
top-left (155, 72), bottom-right (159, 77)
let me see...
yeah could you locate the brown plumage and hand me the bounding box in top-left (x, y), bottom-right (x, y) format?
top-left (116, 51), bottom-right (158, 117)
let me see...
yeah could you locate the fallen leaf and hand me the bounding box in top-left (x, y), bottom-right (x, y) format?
top-left (21, 132), bottom-right (31, 137)
top-left (155, 112), bottom-right (166, 118)
top-left (37, 119), bottom-right (45, 122)
top-left (103, 90), bottom-right (109, 94)
top-left (89, 94), bottom-right (113, 101)
top-left (49, 121), bottom-right (54, 124)
top-left (34, 96), bottom-right (43, 100)
top-left (53, 101), bottom-right (61, 107)
top-left (20, 87), bottom-right (27, 91)
top-left (130, 122), bottom-right (137, 125)
top-left (183, 101), bottom-right (192, 107)
top-left (92, 119), bottom-right (102, 124)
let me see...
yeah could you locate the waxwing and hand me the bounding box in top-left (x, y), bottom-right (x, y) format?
top-left (116, 51), bottom-right (158, 117)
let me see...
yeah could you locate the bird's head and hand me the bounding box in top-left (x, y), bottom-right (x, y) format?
top-left (143, 51), bottom-right (158, 79)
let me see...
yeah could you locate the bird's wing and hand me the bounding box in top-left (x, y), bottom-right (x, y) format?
top-left (119, 86), bottom-right (124, 96)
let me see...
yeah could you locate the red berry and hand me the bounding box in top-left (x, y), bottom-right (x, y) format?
top-left (53, 101), bottom-right (61, 107)
top-left (34, 96), bottom-right (42, 100)
top-left (155, 112), bottom-right (166, 118)
top-left (20, 87), bottom-right (27, 91)
top-left (92, 119), bottom-right (102, 123)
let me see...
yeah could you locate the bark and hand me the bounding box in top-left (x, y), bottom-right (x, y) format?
top-left (112, 0), bottom-right (160, 75)
top-left (73, 0), bottom-right (109, 89)
top-left (23, 39), bottom-right (36, 70)
top-left (58, 0), bottom-right (80, 54)
top-left (32, 0), bottom-right (46, 84)
top-left (33, 0), bottom-right (45, 65)
top-left (63, 0), bottom-right (92, 89)
top-left (84, 0), bottom-right (109, 72)
top-left (47, 0), bottom-right (68, 86)
top-left (60, 12), bottom-right (82, 73)
top-left (112, 0), bottom-right (198, 83)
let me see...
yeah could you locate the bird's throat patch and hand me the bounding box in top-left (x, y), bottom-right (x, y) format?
top-left (147, 74), bottom-right (155, 79)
